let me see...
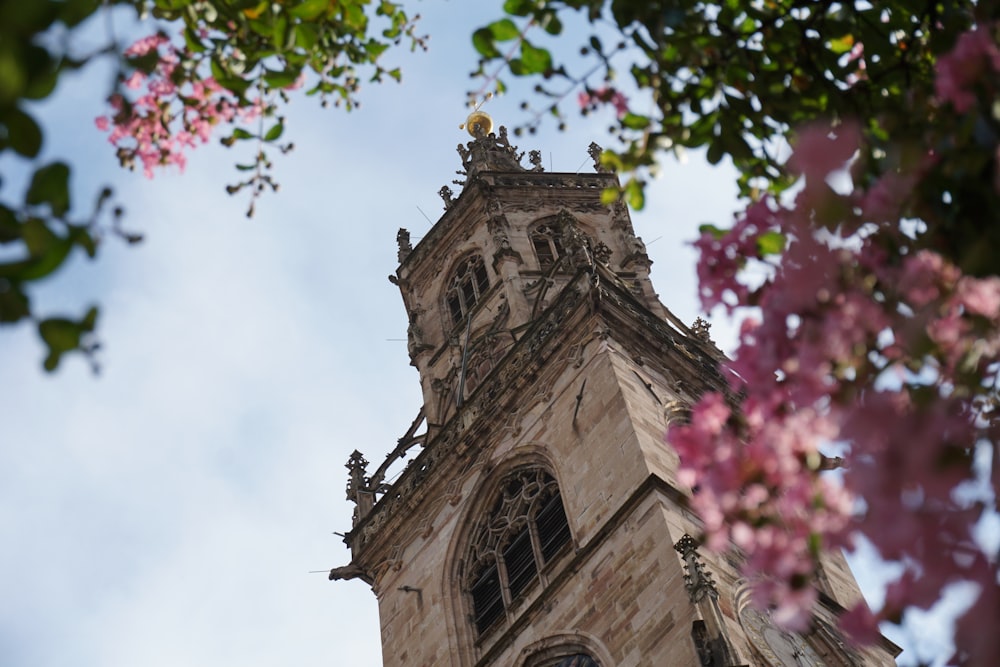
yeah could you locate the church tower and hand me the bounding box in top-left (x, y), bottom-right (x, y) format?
top-left (331, 119), bottom-right (901, 667)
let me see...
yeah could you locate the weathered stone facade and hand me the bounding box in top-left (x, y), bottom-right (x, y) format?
top-left (332, 126), bottom-right (900, 667)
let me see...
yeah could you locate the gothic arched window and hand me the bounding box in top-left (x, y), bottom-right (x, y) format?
top-left (530, 222), bottom-right (565, 270)
top-left (466, 468), bottom-right (572, 637)
top-left (446, 254), bottom-right (491, 327)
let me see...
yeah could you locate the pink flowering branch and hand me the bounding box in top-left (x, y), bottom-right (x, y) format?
top-left (96, 33), bottom-right (264, 179)
top-left (675, 23), bottom-right (1000, 663)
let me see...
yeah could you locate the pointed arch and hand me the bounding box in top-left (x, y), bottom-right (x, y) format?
top-left (443, 252), bottom-right (492, 328)
top-left (519, 632), bottom-right (613, 667)
top-left (444, 449), bottom-right (576, 657)
top-left (528, 218), bottom-right (567, 271)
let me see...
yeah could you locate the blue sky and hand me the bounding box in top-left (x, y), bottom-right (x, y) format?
top-left (0, 2), bottom-right (949, 666)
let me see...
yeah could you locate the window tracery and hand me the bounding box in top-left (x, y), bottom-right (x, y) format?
top-left (465, 468), bottom-right (572, 637)
top-left (446, 254), bottom-right (491, 327)
top-left (530, 222), bottom-right (566, 271)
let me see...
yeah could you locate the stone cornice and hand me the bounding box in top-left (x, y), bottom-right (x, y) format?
top-left (397, 171), bottom-right (621, 279)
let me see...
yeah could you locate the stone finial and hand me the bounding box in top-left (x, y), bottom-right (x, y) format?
top-left (674, 534), bottom-right (720, 603)
top-left (528, 149), bottom-right (544, 172)
top-left (346, 450), bottom-right (374, 526)
top-left (457, 125), bottom-right (530, 177)
top-left (396, 228), bottom-right (413, 263)
top-left (588, 142), bottom-right (609, 172)
top-left (691, 316), bottom-right (712, 341)
top-left (438, 185), bottom-right (454, 209)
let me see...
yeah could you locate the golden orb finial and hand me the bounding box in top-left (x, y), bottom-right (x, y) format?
top-left (459, 92), bottom-right (495, 137)
top-left (463, 110), bottom-right (494, 137)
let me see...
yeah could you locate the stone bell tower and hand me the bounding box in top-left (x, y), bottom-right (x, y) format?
top-left (330, 117), bottom-right (901, 667)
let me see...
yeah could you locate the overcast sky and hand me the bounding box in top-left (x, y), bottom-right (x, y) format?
top-left (0, 2), bottom-right (955, 666)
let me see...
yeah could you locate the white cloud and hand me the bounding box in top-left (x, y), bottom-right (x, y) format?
top-left (0, 3), bottom-right (779, 667)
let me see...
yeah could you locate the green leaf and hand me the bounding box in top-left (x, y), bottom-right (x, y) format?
top-left (264, 122), bottom-right (284, 141)
top-left (0, 282), bottom-right (30, 323)
top-left (39, 317), bottom-right (81, 353)
top-left (600, 186), bottom-right (620, 206)
top-left (232, 128), bottom-right (255, 140)
top-left (621, 112), bottom-right (649, 130)
top-left (502, 0), bottom-right (534, 16)
top-left (706, 138), bottom-right (724, 165)
top-left (0, 41), bottom-right (29, 104)
top-left (624, 179), bottom-right (645, 210)
top-left (294, 22), bottom-right (319, 49)
top-left (488, 19), bottom-right (520, 42)
top-left (16, 219), bottom-right (73, 281)
top-left (698, 223), bottom-right (728, 240)
top-left (26, 162), bottom-right (71, 216)
top-left (289, 0), bottom-right (330, 19)
top-left (264, 68), bottom-right (298, 89)
top-left (756, 231), bottom-right (786, 256)
top-left (541, 12), bottom-right (562, 35)
top-left (20, 218), bottom-right (56, 255)
top-left (81, 305), bottom-right (98, 331)
top-left (183, 26), bottom-right (206, 53)
top-left (0, 205), bottom-right (18, 242)
top-left (342, 3), bottom-right (366, 30)
top-left (829, 34), bottom-right (855, 54)
top-left (68, 225), bottom-right (97, 257)
top-left (57, 0), bottom-right (101, 27)
top-left (210, 59), bottom-right (250, 96)
top-left (2, 107), bottom-right (42, 157)
top-left (519, 41), bottom-right (551, 74)
top-left (472, 28), bottom-right (501, 59)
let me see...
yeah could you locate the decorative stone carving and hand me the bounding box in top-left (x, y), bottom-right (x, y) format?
top-left (396, 228), bottom-right (413, 263)
top-left (457, 125), bottom-right (528, 178)
top-left (691, 317), bottom-right (712, 342)
top-left (663, 398), bottom-right (692, 425)
top-left (675, 534), bottom-right (743, 667)
top-left (609, 199), bottom-right (630, 230)
top-left (622, 233), bottom-right (651, 269)
top-left (556, 210), bottom-right (594, 270)
top-left (346, 450), bottom-right (374, 527)
top-left (588, 142), bottom-right (609, 173)
top-left (347, 285), bottom-right (585, 551)
top-left (407, 307), bottom-right (433, 359)
top-left (438, 185), bottom-right (454, 209)
top-left (674, 534), bottom-right (718, 603)
top-left (528, 149), bottom-right (544, 172)
top-left (593, 241), bottom-right (612, 266)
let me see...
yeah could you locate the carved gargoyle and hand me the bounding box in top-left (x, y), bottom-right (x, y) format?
top-left (328, 562), bottom-right (373, 584)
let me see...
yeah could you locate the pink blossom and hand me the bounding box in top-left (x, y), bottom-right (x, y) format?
top-left (692, 199), bottom-right (779, 312)
top-left (578, 86), bottom-right (629, 119)
top-left (956, 275), bottom-right (1000, 318)
top-left (124, 71), bottom-right (145, 90)
top-left (934, 27), bottom-right (1000, 113)
top-left (98, 33), bottom-right (265, 178)
top-left (787, 122), bottom-right (861, 182)
top-left (680, 100), bottom-right (999, 646)
top-left (123, 34), bottom-right (169, 57)
top-left (839, 603), bottom-right (881, 646)
top-left (899, 250), bottom-right (959, 308)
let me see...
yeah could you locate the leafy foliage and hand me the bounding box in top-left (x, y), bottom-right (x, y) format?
top-left (0, 0), bottom-right (423, 370)
top-left (477, 1), bottom-right (1000, 661)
